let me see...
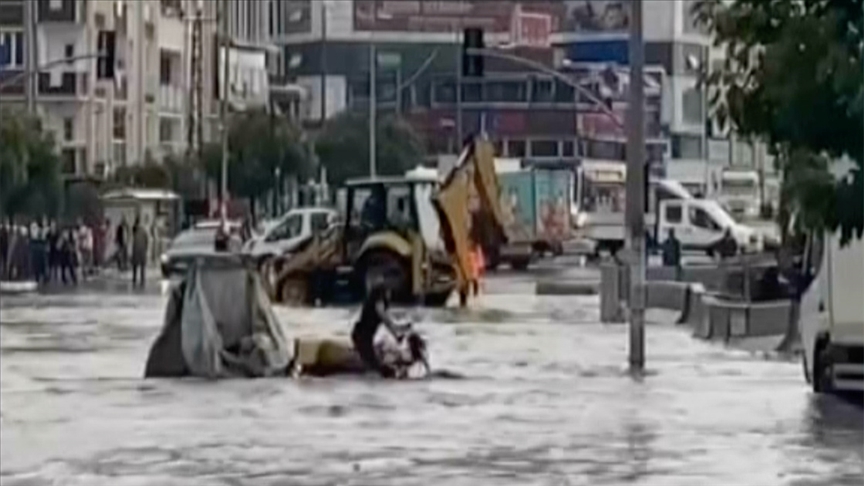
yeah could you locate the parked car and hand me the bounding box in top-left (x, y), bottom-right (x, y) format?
top-left (160, 226), bottom-right (222, 278)
top-left (243, 207), bottom-right (338, 265)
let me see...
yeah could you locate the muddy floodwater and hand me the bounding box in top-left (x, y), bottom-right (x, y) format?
top-left (1, 276), bottom-right (862, 485)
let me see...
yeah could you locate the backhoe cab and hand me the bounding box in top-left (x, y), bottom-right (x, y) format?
top-left (266, 137), bottom-right (505, 307)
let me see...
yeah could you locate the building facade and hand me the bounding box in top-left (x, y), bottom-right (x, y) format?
top-left (0, 0), bottom-right (274, 178)
top-left (270, 0), bottom-right (773, 192)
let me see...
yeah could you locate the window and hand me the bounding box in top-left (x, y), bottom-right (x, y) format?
top-left (462, 81), bottom-right (482, 103)
top-left (50, 0), bottom-right (63, 11)
top-left (311, 212), bottom-right (332, 232)
top-left (64, 43), bottom-right (74, 64)
top-left (61, 148), bottom-right (76, 174)
top-left (530, 140), bottom-right (559, 157)
top-left (63, 118), bottom-right (74, 141)
top-left (0, 30), bottom-right (25, 68)
top-left (682, 87), bottom-right (704, 124)
top-left (433, 80), bottom-right (455, 104)
top-left (562, 140), bottom-right (575, 157)
top-left (267, 214), bottom-right (303, 241)
top-left (672, 134), bottom-right (703, 159)
top-left (506, 140), bottom-right (526, 157)
top-left (112, 108), bottom-right (125, 139)
top-left (159, 118), bottom-right (172, 142)
top-left (486, 80), bottom-right (526, 103)
top-left (348, 188), bottom-right (372, 228)
top-left (689, 206), bottom-right (720, 231)
top-left (531, 78), bottom-right (554, 103)
top-left (159, 53), bottom-right (172, 85)
top-left (665, 204), bottom-right (683, 223)
top-left (586, 140), bottom-right (625, 161)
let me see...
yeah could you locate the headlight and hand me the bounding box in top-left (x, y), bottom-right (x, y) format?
top-left (160, 253), bottom-right (169, 264)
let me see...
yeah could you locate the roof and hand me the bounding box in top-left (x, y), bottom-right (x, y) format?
top-left (345, 176), bottom-right (434, 187)
top-left (101, 188), bottom-right (180, 202)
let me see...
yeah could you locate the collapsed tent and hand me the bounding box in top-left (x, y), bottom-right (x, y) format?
top-left (144, 254), bottom-right (293, 378)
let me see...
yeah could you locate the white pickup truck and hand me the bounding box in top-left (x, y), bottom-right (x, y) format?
top-left (801, 232), bottom-right (864, 394)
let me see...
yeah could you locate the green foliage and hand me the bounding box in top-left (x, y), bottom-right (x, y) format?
top-left (200, 108), bottom-right (312, 201)
top-left (0, 109), bottom-right (62, 221)
top-left (315, 111), bottom-right (426, 185)
top-left (694, 0), bottom-right (863, 243)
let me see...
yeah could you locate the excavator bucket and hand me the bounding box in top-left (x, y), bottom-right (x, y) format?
top-left (436, 138), bottom-right (507, 292)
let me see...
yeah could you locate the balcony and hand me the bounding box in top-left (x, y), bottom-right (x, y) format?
top-left (37, 71), bottom-right (82, 97)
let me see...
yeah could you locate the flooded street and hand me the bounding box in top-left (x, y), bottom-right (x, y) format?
top-left (1, 270), bottom-right (862, 486)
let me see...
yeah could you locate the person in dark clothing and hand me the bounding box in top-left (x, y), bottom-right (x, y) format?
top-left (116, 217), bottom-right (129, 271)
top-left (46, 222), bottom-right (60, 282)
top-left (351, 282), bottom-right (409, 378)
top-left (0, 224), bottom-right (9, 279)
top-left (714, 228), bottom-right (738, 259)
top-left (661, 229), bottom-right (682, 279)
top-left (60, 229), bottom-right (78, 285)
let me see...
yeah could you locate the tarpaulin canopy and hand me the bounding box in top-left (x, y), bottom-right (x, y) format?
top-left (144, 253), bottom-right (292, 378)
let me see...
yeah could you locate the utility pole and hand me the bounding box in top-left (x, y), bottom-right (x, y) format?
top-left (455, 25), bottom-right (463, 149)
top-left (625, 0), bottom-right (646, 372)
top-left (24, 0), bottom-right (36, 115)
top-left (369, 42), bottom-right (376, 178)
top-left (320, 0), bottom-right (327, 124)
top-left (219, 0), bottom-right (230, 220)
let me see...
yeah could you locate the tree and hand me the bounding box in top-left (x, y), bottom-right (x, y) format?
top-left (200, 108), bottom-right (312, 205)
top-left (694, 0), bottom-right (863, 243)
top-left (0, 109), bottom-right (62, 222)
top-left (315, 111), bottom-right (426, 185)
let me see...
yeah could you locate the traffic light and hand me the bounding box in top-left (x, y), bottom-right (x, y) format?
top-left (97, 30), bottom-right (116, 79)
top-left (462, 27), bottom-right (484, 77)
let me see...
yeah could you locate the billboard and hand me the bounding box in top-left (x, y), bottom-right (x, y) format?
top-left (353, 1), bottom-right (563, 33)
top-left (561, 1), bottom-right (630, 33)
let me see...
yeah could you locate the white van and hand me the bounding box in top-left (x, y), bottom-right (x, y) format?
top-left (801, 232), bottom-right (864, 393)
top-left (575, 167), bottom-right (762, 255)
top-left (657, 198), bottom-right (763, 255)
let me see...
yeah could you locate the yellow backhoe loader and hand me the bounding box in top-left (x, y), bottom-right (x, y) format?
top-left (262, 137), bottom-right (506, 307)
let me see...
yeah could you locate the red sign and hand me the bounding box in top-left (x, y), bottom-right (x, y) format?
top-left (353, 1), bottom-right (563, 33)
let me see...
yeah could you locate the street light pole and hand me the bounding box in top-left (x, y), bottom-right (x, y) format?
top-left (369, 42), bottom-right (377, 178)
top-left (24, 0), bottom-right (36, 115)
top-left (625, 0), bottom-right (646, 372)
top-left (219, 0), bottom-right (230, 221)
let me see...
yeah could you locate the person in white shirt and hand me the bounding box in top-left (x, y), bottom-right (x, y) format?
top-left (77, 220), bottom-right (94, 278)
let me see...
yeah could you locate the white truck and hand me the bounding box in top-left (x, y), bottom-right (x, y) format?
top-left (800, 231), bottom-right (864, 394)
top-left (719, 170), bottom-right (761, 220)
top-left (575, 161), bottom-right (763, 256)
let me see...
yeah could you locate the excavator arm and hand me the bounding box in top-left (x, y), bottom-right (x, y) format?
top-left (435, 137), bottom-right (508, 292)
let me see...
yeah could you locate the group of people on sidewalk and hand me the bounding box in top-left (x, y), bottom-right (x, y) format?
top-left (0, 215), bottom-right (161, 288)
top-left (1, 220), bottom-right (95, 285)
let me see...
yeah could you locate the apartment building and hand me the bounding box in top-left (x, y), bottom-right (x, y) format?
top-left (0, 0), bottom-right (274, 178)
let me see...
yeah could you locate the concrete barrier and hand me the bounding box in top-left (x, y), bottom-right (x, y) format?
top-left (680, 283), bottom-right (706, 327)
top-left (600, 263), bottom-right (625, 323)
top-left (699, 296), bottom-right (793, 341)
top-left (645, 281), bottom-right (690, 312)
top-left (536, 280), bottom-right (598, 296)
